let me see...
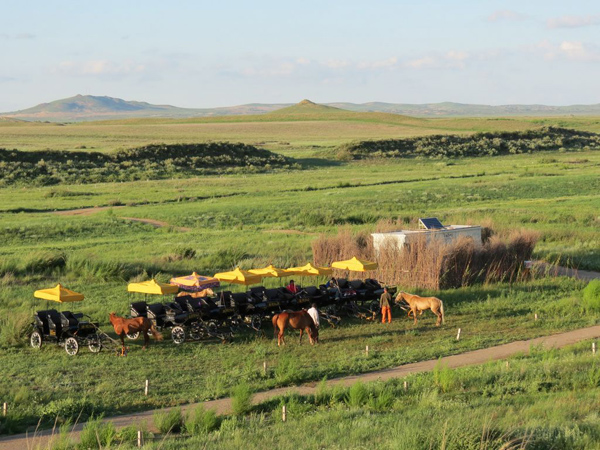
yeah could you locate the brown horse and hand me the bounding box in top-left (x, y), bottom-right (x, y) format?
top-left (109, 312), bottom-right (163, 354)
top-left (395, 292), bottom-right (445, 326)
top-left (272, 310), bottom-right (319, 346)
top-left (177, 288), bottom-right (214, 298)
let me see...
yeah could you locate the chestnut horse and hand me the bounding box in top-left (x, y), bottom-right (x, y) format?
top-left (109, 312), bottom-right (163, 354)
top-left (272, 310), bottom-right (318, 346)
top-left (395, 292), bottom-right (445, 326)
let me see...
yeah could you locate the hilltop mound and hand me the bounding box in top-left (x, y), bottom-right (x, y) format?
top-left (268, 99), bottom-right (348, 116)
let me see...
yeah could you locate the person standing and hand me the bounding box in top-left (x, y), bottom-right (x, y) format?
top-left (380, 287), bottom-right (392, 323)
top-left (307, 303), bottom-right (320, 329)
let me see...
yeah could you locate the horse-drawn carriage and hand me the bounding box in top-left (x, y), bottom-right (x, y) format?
top-left (29, 284), bottom-right (103, 356)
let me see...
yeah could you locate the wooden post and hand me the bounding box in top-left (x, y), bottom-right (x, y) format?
top-left (137, 430), bottom-right (142, 447)
top-left (534, 313), bottom-right (538, 321)
top-left (282, 405), bottom-right (287, 422)
top-left (505, 361), bottom-right (509, 369)
top-left (263, 361), bottom-right (267, 375)
top-left (456, 328), bottom-right (461, 340)
top-left (144, 379), bottom-right (149, 396)
top-left (365, 345), bottom-right (369, 356)
top-left (403, 381), bottom-right (408, 391)
top-left (593, 342), bottom-right (597, 355)
top-left (2, 402), bottom-right (6, 417)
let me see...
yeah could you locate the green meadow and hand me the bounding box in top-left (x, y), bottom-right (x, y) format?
top-left (0, 106), bottom-right (599, 442)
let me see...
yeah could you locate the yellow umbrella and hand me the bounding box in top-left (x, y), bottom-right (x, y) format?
top-left (127, 279), bottom-right (179, 295)
top-left (284, 263), bottom-right (332, 276)
top-left (331, 257), bottom-right (378, 272)
top-left (170, 272), bottom-right (220, 292)
top-left (214, 267), bottom-right (263, 286)
top-left (248, 265), bottom-right (287, 278)
top-left (33, 284), bottom-right (84, 303)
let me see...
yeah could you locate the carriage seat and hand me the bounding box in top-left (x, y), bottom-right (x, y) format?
top-left (350, 280), bottom-right (366, 290)
top-left (231, 292), bottom-right (249, 306)
top-left (337, 278), bottom-right (349, 289)
top-left (46, 310), bottom-right (63, 336)
top-left (218, 291), bottom-right (232, 308)
top-left (34, 310), bottom-right (52, 335)
top-left (147, 303), bottom-right (166, 318)
top-left (130, 301), bottom-right (148, 318)
top-left (249, 287), bottom-right (267, 302)
top-left (60, 311), bottom-right (80, 329)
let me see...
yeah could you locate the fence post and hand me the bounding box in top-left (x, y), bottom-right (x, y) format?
top-left (263, 361), bottom-right (267, 375)
top-left (593, 342), bottom-right (597, 356)
top-left (2, 402), bottom-right (6, 417)
top-left (282, 405), bottom-right (287, 422)
top-left (403, 381), bottom-right (408, 391)
top-left (534, 313), bottom-right (538, 321)
top-left (365, 345), bottom-right (369, 356)
top-left (144, 379), bottom-right (149, 396)
top-left (137, 430), bottom-right (142, 447)
top-left (456, 328), bottom-right (461, 340)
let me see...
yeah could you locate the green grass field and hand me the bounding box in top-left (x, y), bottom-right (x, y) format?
top-left (0, 109), bottom-right (599, 442)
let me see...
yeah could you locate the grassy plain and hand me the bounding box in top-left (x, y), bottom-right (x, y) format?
top-left (0, 109), bottom-right (599, 439)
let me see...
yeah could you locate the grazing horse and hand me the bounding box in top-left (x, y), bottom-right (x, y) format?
top-left (177, 288), bottom-right (214, 298)
top-left (272, 310), bottom-right (319, 346)
top-left (109, 312), bottom-right (163, 354)
top-left (395, 292), bottom-right (445, 326)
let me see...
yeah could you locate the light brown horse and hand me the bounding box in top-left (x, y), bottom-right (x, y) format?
top-left (395, 292), bottom-right (445, 326)
top-left (177, 288), bottom-right (214, 298)
top-left (109, 312), bottom-right (163, 354)
top-left (272, 310), bottom-right (319, 346)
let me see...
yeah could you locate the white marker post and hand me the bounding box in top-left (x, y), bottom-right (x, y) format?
top-left (403, 381), bottom-right (408, 391)
top-left (263, 361), bottom-right (267, 375)
top-left (366, 345), bottom-right (369, 356)
top-left (456, 328), bottom-right (461, 341)
top-left (144, 379), bottom-right (149, 396)
top-left (282, 405), bottom-right (287, 422)
top-left (534, 313), bottom-right (538, 321)
top-left (2, 403), bottom-right (6, 417)
top-left (137, 430), bottom-right (142, 447)
top-left (593, 342), bottom-right (597, 356)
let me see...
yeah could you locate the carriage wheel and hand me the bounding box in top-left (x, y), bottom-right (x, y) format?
top-left (126, 332), bottom-right (140, 340)
top-left (88, 334), bottom-right (102, 353)
top-left (189, 326), bottom-right (202, 341)
top-left (250, 315), bottom-right (262, 331)
top-left (207, 321), bottom-right (218, 336)
top-left (171, 326), bottom-right (186, 345)
top-left (326, 305), bottom-right (338, 316)
top-left (30, 330), bottom-right (43, 349)
top-left (64, 337), bottom-right (79, 356)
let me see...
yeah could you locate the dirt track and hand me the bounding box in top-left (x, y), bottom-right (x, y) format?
top-left (2, 325), bottom-right (599, 450)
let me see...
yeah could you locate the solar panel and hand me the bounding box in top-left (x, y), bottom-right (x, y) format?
top-left (419, 217), bottom-right (445, 230)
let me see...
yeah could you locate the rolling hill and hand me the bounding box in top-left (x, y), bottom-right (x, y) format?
top-left (3, 95), bottom-right (600, 122)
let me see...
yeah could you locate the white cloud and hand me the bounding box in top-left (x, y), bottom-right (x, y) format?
top-left (487, 10), bottom-right (527, 22)
top-left (0, 33), bottom-right (35, 40)
top-left (296, 57), bottom-right (311, 65)
top-left (56, 60), bottom-right (147, 76)
top-left (357, 57), bottom-right (398, 69)
top-left (535, 40), bottom-right (600, 62)
top-left (547, 15), bottom-right (600, 29)
top-left (323, 59), bottom-right (349, 69)
top-left (404, 56), bottom-right (436, 69)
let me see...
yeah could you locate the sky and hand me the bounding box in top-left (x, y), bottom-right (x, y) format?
top-left (1, 0), bottom-right (600, 111)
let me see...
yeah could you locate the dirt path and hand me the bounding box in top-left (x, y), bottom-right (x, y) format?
top-left (533, 262), bottom-right (600, 282)
top-left (3, 325), bottom-right (600, 450)
top-left (54, 206), bottom-right (124, 216)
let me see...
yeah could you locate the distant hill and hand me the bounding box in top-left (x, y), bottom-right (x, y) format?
top-left (2, 95), bottom-right (600, 122)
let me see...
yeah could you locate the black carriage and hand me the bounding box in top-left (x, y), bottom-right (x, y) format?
top-left (30, 309), bottom-right (103, 356)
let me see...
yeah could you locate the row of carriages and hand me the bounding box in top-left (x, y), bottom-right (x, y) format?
top-left (128, 278), bottom-right (387, 344)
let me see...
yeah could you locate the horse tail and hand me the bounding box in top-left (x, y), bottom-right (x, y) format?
top-left (439, 300), bottom-right (445, 324)
top-left (150, 324), bottom-right (163, 341)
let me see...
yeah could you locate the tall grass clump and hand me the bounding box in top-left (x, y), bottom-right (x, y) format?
top-left (231, 382), bottom-right (253, 416)
top-left (78, 416), bottom-right (117, 449)
top-left (185, 405), bottom-right (219, 436)
top-left (582, 280), bottom-right (600, 312)
top-left (345, 381), bottom-right (368, 407)
top-left (0, 311), bottom-right (31, 348)
top-left (21, 250), bottom-right (66, 275)
top-left (153, 407), bottom-right (185, 434)
top-left (312, 223), bottom-right (537, 289)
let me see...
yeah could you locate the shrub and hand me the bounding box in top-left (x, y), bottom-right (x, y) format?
top-left (0, 312), bottom-right (31, 348)
top-left (78, 416), bottom-right (116, 449)
top-left (582, 280), bottom-right (600, 312)
top-left (231, 382), bottom-right (253, 416)
top-left (153, 407), bottom-right (185, 434)
top-left (346, 381), bottom-right (368, 407)
top-left (185, 405), bottom-right (219, 436)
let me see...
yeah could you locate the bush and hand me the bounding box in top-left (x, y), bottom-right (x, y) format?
top-left (41, 398), bottom-right (94, 424)
top-left (153, 407), bottom-right (185, 434)
top-left (185, 405), bottom-right (219, 435)
top-left (345, 381), bottom-right (368, 407)
top-left (582, 280), bottom-right (600, 312)
top-left (0, 312), bottom-right (31, 348)
top-left (231, 382), bottom-right (253, 416)
top-left (78, 416), bottom-right (116, 449)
